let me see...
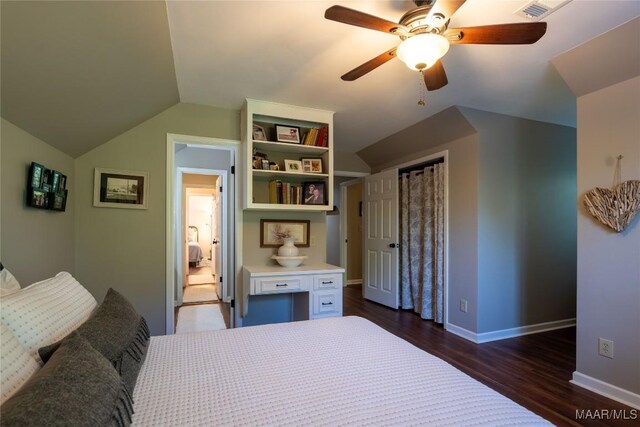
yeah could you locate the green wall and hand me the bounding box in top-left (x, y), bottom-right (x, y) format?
top-left (0, 118), bottom-right (76, 284)
top-left (74, 103), bottom-right (239, 335)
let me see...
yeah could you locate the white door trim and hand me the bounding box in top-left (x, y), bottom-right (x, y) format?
top-left (180, 168), bottom-right (227, 304)
top-left (166, 134), bottom-right (242, 335)
top-left (385, 150), bottom-right (450, 328)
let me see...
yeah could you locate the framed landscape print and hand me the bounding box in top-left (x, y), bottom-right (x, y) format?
top-left (260, 219), bottom-right (310, 247)
top-left (93, 168), bottom-right (148, 209)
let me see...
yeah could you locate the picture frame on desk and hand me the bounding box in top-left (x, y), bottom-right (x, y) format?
top-left (275, 124), bottom-right (301, 144)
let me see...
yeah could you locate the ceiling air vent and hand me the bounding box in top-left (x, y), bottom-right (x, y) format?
top-left (515, 0), bottom-right (572, 21)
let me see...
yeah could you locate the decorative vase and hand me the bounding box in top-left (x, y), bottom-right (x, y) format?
top-left (278, 237), bottom-right (299, 257)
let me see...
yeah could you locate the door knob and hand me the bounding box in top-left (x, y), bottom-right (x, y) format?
top-left (389, 243), bottom-right (396, 248)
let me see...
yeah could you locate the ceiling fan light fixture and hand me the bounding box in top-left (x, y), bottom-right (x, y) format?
top-left (396, 33), bottom-right (450, 71)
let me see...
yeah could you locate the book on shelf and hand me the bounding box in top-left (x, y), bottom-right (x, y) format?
top-left (269, 179), bottom-right (304, 205)
top-left (316, 126), bottom-right (328, 147)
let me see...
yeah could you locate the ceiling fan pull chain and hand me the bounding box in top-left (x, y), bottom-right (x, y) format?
top-left (417, 72), bottom-right (426, 106)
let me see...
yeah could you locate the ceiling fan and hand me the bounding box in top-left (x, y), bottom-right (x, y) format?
top-left (325, 0), bottom-right (547, 91)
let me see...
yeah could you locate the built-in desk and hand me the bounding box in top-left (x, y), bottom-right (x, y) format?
top-left (242, 263), bottom-right (345, 321)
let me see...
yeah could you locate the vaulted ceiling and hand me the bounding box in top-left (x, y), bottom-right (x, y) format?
top-left (2, 1), bottom-right (638, 158)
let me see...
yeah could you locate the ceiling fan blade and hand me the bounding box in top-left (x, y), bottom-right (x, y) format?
top-left (422, 60), bottom-right (448, 91)
top-left (341, 47), bottom-right (397, 81)
top-left (427, 0), bottom-right (467, 20)
top-left (445, 22), bottom-right (547, 45)
top-left (325, 5), bottom-right (405, 35)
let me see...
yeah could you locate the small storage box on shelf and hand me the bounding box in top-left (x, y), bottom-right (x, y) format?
top-left (241, 99), bottom-right (334, 211)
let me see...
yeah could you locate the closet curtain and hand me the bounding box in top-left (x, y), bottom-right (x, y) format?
top-left (399, 163), bottom-right (445, 323)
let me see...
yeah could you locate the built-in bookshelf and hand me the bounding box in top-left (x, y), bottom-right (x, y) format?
top-left (241, 99), bottom-right (334, 211)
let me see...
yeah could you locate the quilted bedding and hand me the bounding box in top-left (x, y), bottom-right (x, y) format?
top-left (132, 316), bottom-right (550, 426)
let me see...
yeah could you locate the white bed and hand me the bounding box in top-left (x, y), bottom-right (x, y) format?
top-left (132, 316), bottom-right (549, 426)
top-left (187, 226), bottom-right (204, 264)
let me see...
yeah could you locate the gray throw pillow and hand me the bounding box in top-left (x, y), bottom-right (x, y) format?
top-left (39, 288), bottom-right (150, 395)
top-left (1, 331), bottom-right (133, 427)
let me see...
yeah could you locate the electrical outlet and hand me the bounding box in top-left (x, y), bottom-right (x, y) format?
top-left (598, 338), bottom-right (614, 359)
top-left (459, 299), bottom-right (468, 313)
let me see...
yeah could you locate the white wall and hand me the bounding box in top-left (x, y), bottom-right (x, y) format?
top-left (575, 76), bottom-right (640, 400)
top-left (0, 118), bottom-right (75, 285)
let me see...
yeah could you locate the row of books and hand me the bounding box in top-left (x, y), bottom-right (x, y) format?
top-left (301, 126), bottom-right (328, 147)
top-left (269, 180), bottom-right (304, 205)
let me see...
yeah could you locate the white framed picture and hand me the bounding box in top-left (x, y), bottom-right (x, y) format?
top-left (284, 159), bottom-right (303, 172)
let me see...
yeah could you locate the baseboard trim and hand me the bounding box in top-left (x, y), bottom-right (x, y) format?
top-left (445, 318), bottom-right (576, 344)
top-left (346, 279), bottom-right (363, 286)
top-left (572, 371), bottom-right (640, 410)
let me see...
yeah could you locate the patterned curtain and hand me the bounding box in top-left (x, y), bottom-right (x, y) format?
top-left (399, 163), bottom-right (445, 323)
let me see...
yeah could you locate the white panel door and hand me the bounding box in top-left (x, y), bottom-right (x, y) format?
top-left (213, 177), bottom-right (223, 300)
top-left (363, 169), bottom-right (399, 308)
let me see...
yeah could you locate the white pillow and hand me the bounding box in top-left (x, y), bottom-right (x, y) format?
top-left (0, 272), bottom-right (98, 361)
top-left (0, 323), bottom-right (39, 404)
top-left (0, 268), bottom-right (21, 295)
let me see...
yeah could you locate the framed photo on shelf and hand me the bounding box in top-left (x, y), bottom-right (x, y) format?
top-left (303, 181), bottom-right (325, 205)
top-left (260, 219), bottom-right (310, 247)
top-left (275, 124), bottom-right (301, 144)
top-left (252, 124), bottom-right (267, 141)
top-left (284, 159), bottom-right (303, 172)
top-left (301, 158), bottom-right (323, 173)
top-left (93, 168), bottom-right (148, 209)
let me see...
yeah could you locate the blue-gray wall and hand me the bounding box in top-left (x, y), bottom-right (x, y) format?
top-left (460, 108), bottom-right (577, 333)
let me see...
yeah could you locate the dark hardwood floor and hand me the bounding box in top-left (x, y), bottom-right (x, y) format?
top-left (343, 285), bottom-right (637, 427)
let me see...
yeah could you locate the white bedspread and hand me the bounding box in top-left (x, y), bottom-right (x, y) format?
top-left (188, 241), bottom-right (203, 263)
top-left (132, 316), bottom-right (550, 426)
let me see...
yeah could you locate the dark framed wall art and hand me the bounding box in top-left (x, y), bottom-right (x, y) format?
top-left (93, 168), bottom-right (148, 209)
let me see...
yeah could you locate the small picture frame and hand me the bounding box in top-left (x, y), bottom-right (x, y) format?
top-left (27, 187), bottom-right (49, 209)
top-left (51, 170), bottom-right (62, 192)
top-left (253, 124), bottom-right (267, 141)
top-left (284, 159), bottom-right (303, 172)
top-left (261, 159), bottom-right (270, 170)
top-left (50, 189), bottom-right (68, 212)
top-left (303, 181), bottom-right (326, 205)
top-left (260, 219), bottom-right (310, 247)
top-left (29, 162), bottom-right (45, 188)
top-left (275, 124), bottom-right (301, 144)
top-left (94, 168), bottom-right (148, 209)
top-left (301, 158), bottom-right (323, 174)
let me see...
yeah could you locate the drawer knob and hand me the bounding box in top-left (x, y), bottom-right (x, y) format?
top-left (275, 284), bottom-right (288, 287)
top-left (321, 281), bottom-right (333, 285)
top-left (321, 302), bottom-right (333, 306)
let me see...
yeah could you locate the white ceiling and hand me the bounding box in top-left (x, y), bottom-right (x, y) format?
top-left (167, 0), bottom-right (640, 153)
top-left (1, 1), bottom-right (638, 158)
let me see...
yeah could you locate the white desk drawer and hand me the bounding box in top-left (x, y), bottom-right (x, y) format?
top-left (312, 290), bottom-right (341, 316)
top-left (253, 276), bottom-right (306, 294)
top-left (313, 274), bottom-right (342, 290)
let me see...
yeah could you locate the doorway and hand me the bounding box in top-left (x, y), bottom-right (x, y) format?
top-left (183, 177), bottom-right (219, 304)
top-left (166, 135), bottom-right (240, 335)
top-left (338, 179), bottom-right (364, 286)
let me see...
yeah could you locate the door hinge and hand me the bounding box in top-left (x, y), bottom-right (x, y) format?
top-left (220, 276), bottom-right (222, 283)
top-left (219, 186), bottom-right (223, 193)
top-left (230, 299), bottom-right (235, 308)
top-left (231, 166), bottom-right (235, 174)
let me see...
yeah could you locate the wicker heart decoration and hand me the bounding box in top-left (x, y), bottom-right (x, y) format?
top-left (584, 180), bottom-right (640, 232)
